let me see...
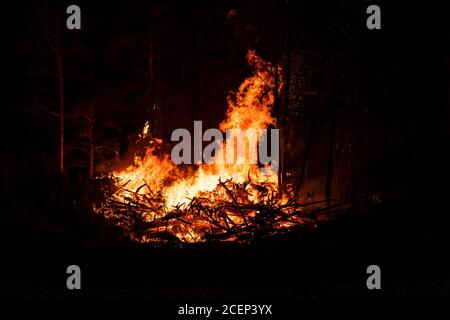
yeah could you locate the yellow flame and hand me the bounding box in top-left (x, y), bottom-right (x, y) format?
top-left (108, 50), bottom-right (288, 241)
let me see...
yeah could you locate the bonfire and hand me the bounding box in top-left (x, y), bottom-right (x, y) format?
top-left (95, 50), bottom-right (375, 243)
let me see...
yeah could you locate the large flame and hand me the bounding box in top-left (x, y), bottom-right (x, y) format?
top-left (102, 50), bottom-right (293, 242)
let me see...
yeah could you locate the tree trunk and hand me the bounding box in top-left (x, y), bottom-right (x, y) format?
top-left (86, 51), bottom-right (95, 179)
top-left (295, 72), bottom-right (323, 194)
top-left (325, 68), bottom-right (338, 206)
top-left (88, 103), bottom-right (94, 178)
top-left (272, 4), bottom-right (283, 199)
top-left (281, 15), bottom-right (292, 193)
top-left (273, 59), bottom-right (282, 198)
top-left (55, 16), bottom-right (65, 174)
top-left (147, 39), bottom-right (156, 136)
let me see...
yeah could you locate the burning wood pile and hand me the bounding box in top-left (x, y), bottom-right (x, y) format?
top-left (96, 174), bottom-right (377, 243)
top-left (98, 173), bottom-right (308, 243)
top-left (95, 50), bottom-right (377, 244)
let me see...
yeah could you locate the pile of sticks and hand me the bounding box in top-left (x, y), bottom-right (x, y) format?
top-left (96, 176), bottom-right (378, 243)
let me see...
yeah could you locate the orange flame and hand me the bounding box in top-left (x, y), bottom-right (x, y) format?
top-left (104, 50), bottom-right (290, 242)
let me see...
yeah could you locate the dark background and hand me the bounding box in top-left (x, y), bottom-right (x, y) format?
top-left (1, 0), bottom-right (449, 306)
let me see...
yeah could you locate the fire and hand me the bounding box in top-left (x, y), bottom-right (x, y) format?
top-left (221, 50), bottom-right (278, 132)
top-left (139, 121), bottom-right (150, 138)
top-left (99, 50), bottom-right (301, 243)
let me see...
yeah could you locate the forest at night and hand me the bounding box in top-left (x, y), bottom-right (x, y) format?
top-left (1, 0), bottom-right (449, 307)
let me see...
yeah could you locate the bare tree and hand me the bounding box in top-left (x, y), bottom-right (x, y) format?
top-left (55, 18), bottom-right (65, 174)
top-left (41, 5), bottom-right (66, 174)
